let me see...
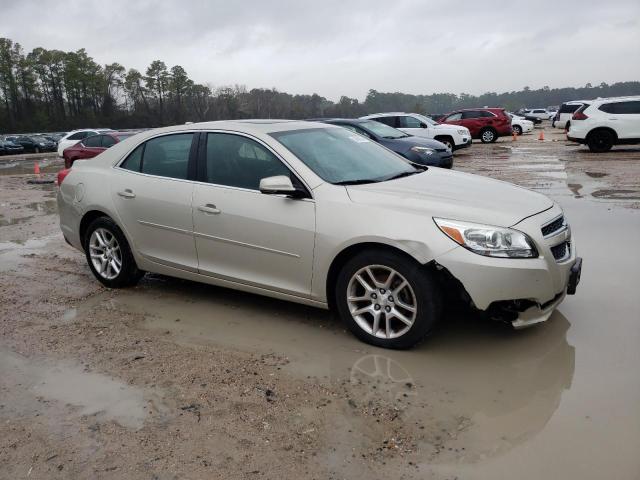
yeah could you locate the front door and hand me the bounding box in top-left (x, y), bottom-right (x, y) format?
top-left (193, 132), bottom-right (315, 297)
top-left (111, 132), bottom-right (198, 272)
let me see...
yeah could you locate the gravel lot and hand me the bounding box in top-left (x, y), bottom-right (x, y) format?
top-left (1, 125), bottom-right (639, 479)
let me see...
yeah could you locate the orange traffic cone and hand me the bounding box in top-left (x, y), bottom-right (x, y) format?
top-left (34, 162), bottom-right (40, 175)
top-left (538, 130), bottom-right (545, 141)
top-left (512, 132), bottom-right (517, 141)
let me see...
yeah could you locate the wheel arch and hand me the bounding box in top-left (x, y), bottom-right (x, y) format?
top-left (433, 134), bottom-right (454, 146)
top-left (325, 241), bottom-right (434, 312)
top-left (586, 126), bottom-right (618, 141)
top-left (79, 209), bottom-right (113, 246)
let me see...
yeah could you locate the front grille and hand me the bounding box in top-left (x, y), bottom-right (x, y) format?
top-left (550, 241), bottom-right (570, 261)
top-left (541, 216), bottom-right (565, 237)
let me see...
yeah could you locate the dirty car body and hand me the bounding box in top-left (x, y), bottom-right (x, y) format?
top-left (57, 120), bottom-right (581, 348)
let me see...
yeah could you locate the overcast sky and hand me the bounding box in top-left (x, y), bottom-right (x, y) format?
top-left (1, 0), bottom-right (638, 101)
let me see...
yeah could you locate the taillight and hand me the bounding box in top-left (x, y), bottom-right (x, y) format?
top-left (57, 168), bottom-right (71, 186)
top-left (572, 105), bottom-right (589, 120)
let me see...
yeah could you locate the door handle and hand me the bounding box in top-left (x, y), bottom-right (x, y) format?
top-left (117, 189), bottom-right (136, 199)
top-left (198, 204), bottom-right (221, 215)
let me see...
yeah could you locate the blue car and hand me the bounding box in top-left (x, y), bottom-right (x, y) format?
top-left (314, 118), bottom-right (453, 168)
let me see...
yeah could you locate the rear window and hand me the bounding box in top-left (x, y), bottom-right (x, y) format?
top-left (372, 116), bottom-right (399, 128)
top-left (560, 103), bottom-right (581, 114)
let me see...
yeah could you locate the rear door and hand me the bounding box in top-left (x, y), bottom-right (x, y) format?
top-left (460, 111), bottom-right (484, 136)
top-left (600, 101), bottom-right (640, 139)
top-left (192, 131), bottom-right (315, 297)
top-left (111, 132), bottom-right (199, 272)
top-left (79, 134), bottom-right (106, 159)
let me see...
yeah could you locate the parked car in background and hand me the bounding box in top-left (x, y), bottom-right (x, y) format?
top-left (360, 112), bottom-right (471, 151)
top-left (63, 131), bottom-right (140, 168)
top-left (567, 96), bottom-right (640, 152)
top-left (7, 135), bottom-right (56, 153)
top-left (438, 108), bottom-right (512, 143)
top-left (316, 118), bottom-right (453, 168)
top-left (57, 129), bottom-right (112, 157)
top-left (552, 101), bottom-right (584, 130)
top-left (57, 120), bottom-right (581, 349)
top-left (522, 109), bottom-right (552, 121)
top-left (509, 114), bottom-right (534, 135)
top-left (0, 138), bottom-right (25, 155)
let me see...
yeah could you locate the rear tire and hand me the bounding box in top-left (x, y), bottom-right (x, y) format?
top-left (83, 216), bottom-right (144, 288)
top-left (480, 128), bottom-right (497, 143)
top-left (335, 249), bottom-right (443, 349)
top-left (512, 125), bottom-right (522, 136)
top-left (587, 130), bottom-right (614, 153)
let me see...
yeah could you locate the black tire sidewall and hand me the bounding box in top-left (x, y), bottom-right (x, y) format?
top-left (513, 125), bottom-right (522, 135)
top-left (334, 250), bottom-right (442, 349)
top-left (83, 216), bottom-right (143, 288)
top-left (588, 131), bottom-right (613, 153)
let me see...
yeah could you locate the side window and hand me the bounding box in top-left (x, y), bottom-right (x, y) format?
top-left (68, 132), bottom-right (85, 140)
top-left (603, 101), bottom-right (640, 114)
top-left (462, 111), bottom-right (479, 119)
top-left (205, 133), bottom-right (291, 190)
top-left (446, 113), bottom-right (462, 121)
top-left (374, 116), bottom-right (398, 128)
top-left (101, 136), bottom-right (116, 148)
top-left (120, 144), bottom-right (144, 172)
top-left (141, 134), bottom-right (193, 180)
top-left (400, 116), bottom-right (423, 128)
top-left (479, 111), bottom-right (496, 118)
top-left (83, 135), bottom-right (102, 147)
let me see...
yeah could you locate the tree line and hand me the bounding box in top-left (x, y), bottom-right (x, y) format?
top-left (1, 37), bottom-right (639, 133)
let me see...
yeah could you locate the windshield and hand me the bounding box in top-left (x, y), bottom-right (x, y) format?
top-left (271, 127), bottom-right (416, 184)
top-left (414, 114), bottom-right (438, 126)
top-left (360, 120), bottom-right (409, 139)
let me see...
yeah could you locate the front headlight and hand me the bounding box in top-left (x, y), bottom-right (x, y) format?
top-left (457, 129), bottom-right (467, 135)
top-left (434, 218), bottom-right (537, 258)
top-left (410, 146), bottom-right (434, 155)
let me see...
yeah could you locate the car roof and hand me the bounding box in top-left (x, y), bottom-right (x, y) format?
top-left (311, 118), bottom-right (371, 125)
top-left (133, 120), bottom-right (334, 136)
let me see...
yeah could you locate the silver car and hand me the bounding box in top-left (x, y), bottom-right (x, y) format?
top-left (57, 120), bottom-right (582, 349)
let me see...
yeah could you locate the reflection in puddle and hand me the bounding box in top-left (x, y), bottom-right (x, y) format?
top-left (70, 274), bottom-right (575, 464)
top-left (0, 348), bottom-right (168, 429)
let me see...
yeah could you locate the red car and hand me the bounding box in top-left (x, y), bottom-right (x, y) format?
top-left (63, 131), bottom-right (138, 168)
top-left (438, 108), bottom-right (512, 143)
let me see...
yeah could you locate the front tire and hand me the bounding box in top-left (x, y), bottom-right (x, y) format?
top-left (84, 216), bottom-right (144, 288)
top-left (435, 136), bottom-right (454, 151)
top-left (335, 249), bottom-right (442, 349)
top-left (587, 130), bottom-right (614, 153)
top-left (480, 128), bottom-right (497, 143)
top-left (512, 125), bottom-right (522, 136)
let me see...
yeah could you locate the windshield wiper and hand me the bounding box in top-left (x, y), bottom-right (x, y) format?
top-left (384, 170), bottom-right (422, 181)
top-left (334, 178), bottom-right (382, 185)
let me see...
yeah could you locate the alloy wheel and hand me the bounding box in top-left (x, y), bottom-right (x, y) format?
top-left (346, 265), bottom-right (417, 339)
top-left (481, 130), bottom-right (495, 142)
top-left (89, 228), bottom-right (122, 280)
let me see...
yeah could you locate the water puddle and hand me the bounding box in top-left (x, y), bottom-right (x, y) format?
top-left (0, 235), bottom-right (58, 271)
top-left (0, 347), bottom-right (168, 429)
top-left (0, 156), bottom-right (61, 175)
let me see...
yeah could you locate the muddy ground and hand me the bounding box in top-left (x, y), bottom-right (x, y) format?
top-left (1, 125), bottom-right (639, 479)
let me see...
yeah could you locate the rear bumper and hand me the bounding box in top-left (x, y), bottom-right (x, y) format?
top-left (567, 135), bottom-right (586, 144)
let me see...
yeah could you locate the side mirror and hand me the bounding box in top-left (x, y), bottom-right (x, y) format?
top-left (259, 175), bottom-right (307, 198)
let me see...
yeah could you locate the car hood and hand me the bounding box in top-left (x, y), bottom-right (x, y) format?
top-left (433, 122), bottom-right (468, 133)
top-left (346, 168), bottom-right (553, 227)
top-left (383, 136), bottom-right (448, 153)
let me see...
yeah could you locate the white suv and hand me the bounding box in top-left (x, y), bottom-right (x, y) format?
top-left (552, 101), bottom-right (585, 130)
top-left (567, 96), bottom-right (640, 152)
top-left (360, 113), bottom-right (472, 151)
